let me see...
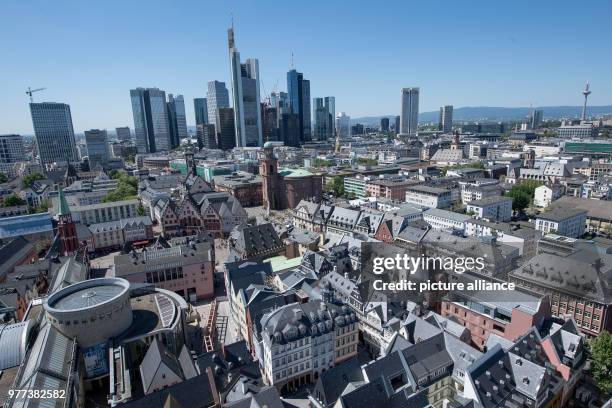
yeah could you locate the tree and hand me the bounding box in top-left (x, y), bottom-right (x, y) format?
top-left (102, 172), bottom-right (139, 202)
top-left (589, 331), bottom-right (612, 394)
top-left (137, 204), bottom-right (146, 216)
top-left (356, 157), bottom-right (378, 166)
top-left (0, 172), bottom-right (7, 183)
top-left (22, 172), bottom-right (44, 188)
top-left (504, 180), bottom-right (542, 212)
top-left (3, 194), bottom-right (26, 207)
top-left (324, 176), bottom-right (345, 197)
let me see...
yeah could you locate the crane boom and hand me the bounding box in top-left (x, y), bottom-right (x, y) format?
top-left (25, 87), bottom-right (46, 103)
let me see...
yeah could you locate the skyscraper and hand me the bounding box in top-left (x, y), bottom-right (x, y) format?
top-left (217, 107), bottom-right (236, 150)
top-left (530, 109), bottom-right (543, 129)
top-left (206, 81), bottom-right (230, 128)
top-left (380, 117), bottom-right (390, 132)
top-left (130, 87), bottom-right (171, 153)
top-left (439, 105), bottom-right (453, 133)
top-left (115, 127), bottom-right (131, 142)
top-left (197, 124), bottom-right (217, 150)
top-left (287, 69), bottom-right (311, 144)
top-left (336, 112), bottom-right (351, 138)
top-left (313, 97), bottom-right (335, 141)
top-left (30, 102), bottom-right (79, 169)
top-left (228, 27), bottom-right (262, 147)
top-left (167, 94), bottom-right (188, 149)
top-left (0, 134), bottom-right (25, 177)
top-left (84, 129), bottom-right (110, 169)
top-left (394, 116), bottom-right (400, 134)
top-left (194, 98), bottom-right (208, 126)
top-left (400, 88), bottom-right (419, 134)
top-left (279, 113), bottom-right (300, 147)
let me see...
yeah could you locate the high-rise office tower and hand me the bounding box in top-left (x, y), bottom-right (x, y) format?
top-left (30, 102), bottom-right (79, 170)
top-left (228, 27), bottom-right (262, 147)
top-left (167, 94), bottom-right (188, 149)
top-left (84, 129), bottom-right (110, 169)
top-left (115, 127), bottom-right (131, 142)
top-left (279, 113), bottom-right (301, 147)
top-left (197, 124), bottom-right (217, 150)
top-left (394, 116), bottom-right (400, 134)
top-left (130, 88), bottom-right (171, 153)
top-left (400, 88), bottom-right (419, 134)
top-left (217, 107), bottom-right (236, 150)
top-left (194, 98), bottom-right (209, 126)
top-left (530, 109), bottom-right (543, 129)
top-left (439, 105), bottom-right (453, 133)
top-left (206, 81), bottom-right (230, 129)
top-left (313, 97), bottom-right (335, 141)
top-left (380, 117), bottom-right (390, 132)
top-left (262, 103), bottom-right (279, 142)
top-left (0, 134), bottom-right (25, 177)
top-left (336, 112), bottom-right (351, 138)
top-left (287, 69), bottom-right (311, 144)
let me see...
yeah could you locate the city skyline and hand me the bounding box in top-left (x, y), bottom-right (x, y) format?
top-left (2, 0), bottom-right (612, 134)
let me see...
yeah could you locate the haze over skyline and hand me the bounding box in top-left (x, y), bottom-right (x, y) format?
top-left (2, 0), bottom-right (611, 134)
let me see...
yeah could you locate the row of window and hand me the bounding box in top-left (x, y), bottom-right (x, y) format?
top-left (146, 267), bottom-right (184, 284)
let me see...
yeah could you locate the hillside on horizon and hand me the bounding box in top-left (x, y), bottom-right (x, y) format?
top-left (353, 105), bottom-right (612, 125)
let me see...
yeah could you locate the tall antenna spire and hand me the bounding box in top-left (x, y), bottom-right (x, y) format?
top-left (581, 82), bottom-right (591, 121)
top-left (290, 52), bottom-right (294, 69)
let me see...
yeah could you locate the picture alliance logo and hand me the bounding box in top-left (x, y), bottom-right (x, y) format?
top-left (372, 254), bottom-right (486, 275)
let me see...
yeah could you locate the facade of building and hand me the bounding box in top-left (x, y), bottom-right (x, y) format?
top-left (228, 27), bottom-right (263, 147)
top-left (441, 276), bottom-right (551, 349)
top-left (207, 80), bottom-right (230, 130)
top-left (509, 253), bottom-right (611, 337)
top-left (313, 97), bottom-right (335, 141)
top-left (166, 94), bottom-right (188, 148)
top-left (217, 107), bottom-right (236, 150)
top-left (0, 134), bottom-right (25, 177)
top-left (534, 184), bottom-right (564, 208)
top-left (336, 112), bottom-right (350, 138)
top-left (535, 207), bottom-right (587, 238)
top-left (400, 87), bottom-right (419, 134)
top-left (213, 172), bottom-right (263, 207)
top-left (30, 102), bottom-right (79, 169)
top-left (65, 199), bottom-right (140, 225)
top-left (130, 87), bottom-right (171, 153)
top-left (193, 97), bottom-right (208, 126)
top-left (423, 208), bottom-right (470, 232)
top-left (405, 185), bottom-right (452, 208)
top-left (287, 69), bottom-right (311, 144)
top-left (114, 241), bottom-right (215, 301)
top-left (115, 126), bottom-right (131, 142)
top-left (439, 105), bottom-right (453, 133)
top-left (84, 129), bottom-right (110, 169)
top-left (467, 196), bottom-right (513, 222)
top-left (257, 300), bottom-right (359, 391)
top-left (557, 124), bottom-right (596, 139)
top-left (88, 216), bottom-right (153, 251)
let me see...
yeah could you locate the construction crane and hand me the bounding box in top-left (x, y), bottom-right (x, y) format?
top-left (25, 87), bottom-right (46, 103)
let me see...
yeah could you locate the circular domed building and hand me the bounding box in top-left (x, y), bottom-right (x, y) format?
top-left (44, 278), bottom-right (133, 348)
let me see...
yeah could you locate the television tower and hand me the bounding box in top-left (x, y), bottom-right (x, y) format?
top-left (581, 82), bottom-right (591, 121)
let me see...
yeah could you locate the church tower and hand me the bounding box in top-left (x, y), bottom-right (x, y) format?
top-left (57, 188), bottom-right (79, 255)
top-left (260, 143), bottom-right (279, 213)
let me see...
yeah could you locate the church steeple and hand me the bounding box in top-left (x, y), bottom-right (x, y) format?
top-left (57, 187), bottom-right (79, 255)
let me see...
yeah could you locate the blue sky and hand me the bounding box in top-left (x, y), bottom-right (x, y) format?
top-left (2, 0), bottom-right (611, 134)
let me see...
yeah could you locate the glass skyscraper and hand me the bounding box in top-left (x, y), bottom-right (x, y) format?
top-left (29, 102), bottom-right (79, 170)
top-left (313, 96), bottom-right (335, 141)
top-left (84, 129), bottom-right (110, 169)
top-left (206, 81), bottom-right (230, 132)
top-left (167, 94), bottom-right (188, 148)
top-left (400, 87), bottom-right (419, 135)
top-left (287, 69), bottom-right (311, 144)
top-left (194, 98), bottom-right (208, 125)
top-left (130, 87), bottom-right (171, 153)
top-left (439, 105), bottom-right (453, 133)
top-left (228, 27), bottom-right (262, 147)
